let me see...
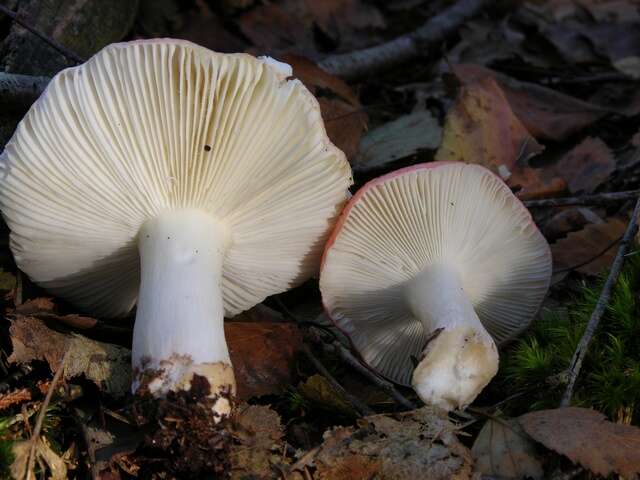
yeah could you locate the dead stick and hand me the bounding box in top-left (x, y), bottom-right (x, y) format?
top-left (319, 0), bottom-right (491, 80)
top-left (326, 340), bottom-right (416, 410)
top-left (0, 4), bottom-right (84, 64)
top-left (26, 349), bottom-right (69, 478)
top-left (524, 190), bottom-right (640, 208)
top-left (302, 344), bottom-right (374, 417)
top-left (560, 195), bottom-right (640, 406)
top-left (0, 72), bottom-right (50, 107)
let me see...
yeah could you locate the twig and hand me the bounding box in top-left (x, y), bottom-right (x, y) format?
top-left (301, 344), bottom-right (374, 417)
top-left (560, 195), bottom-right (640, 406)
top-left (0, 4), bottom-right (84, 64)
top-left (325, 339), bottom-right (416, 410)
top-left (26, 349), bottom-right (69, 478)
top-left (554, 234), bottom-right (622, 274)
top-left (524, 190), bottom-right (640, 208)
top-left (0, 72), bottom-right (50, 108)
top-left (319, 0), bottom-right (492, 80)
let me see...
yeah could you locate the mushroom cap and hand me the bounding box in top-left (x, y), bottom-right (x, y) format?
top-left (0, 39), bottom-right (352, 318)
top-left (320, 162), bottom-right (551, 386)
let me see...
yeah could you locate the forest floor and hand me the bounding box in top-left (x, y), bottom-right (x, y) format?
top-left (1, 0), bottom-right (640, 478)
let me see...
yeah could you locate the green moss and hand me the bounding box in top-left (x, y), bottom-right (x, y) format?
top-left (498, 252), bottom-right (640, 424)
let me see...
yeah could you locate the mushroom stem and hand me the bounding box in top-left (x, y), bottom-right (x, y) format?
top-left (405, 264), bottom-right (499, 411)
top-left (132, 209), bottom-right (235, 416)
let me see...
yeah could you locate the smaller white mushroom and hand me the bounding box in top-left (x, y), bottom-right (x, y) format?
top-left (320, 162), bottom-right (552, 411)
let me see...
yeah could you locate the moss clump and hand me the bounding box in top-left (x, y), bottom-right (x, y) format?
top-left (497, 252), bottom-right (640, 424)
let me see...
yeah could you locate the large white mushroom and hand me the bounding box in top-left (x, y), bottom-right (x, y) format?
top-left (0, 39), bottom-right (352, 415)
top-left (320, 162), bottom-right (551, 411)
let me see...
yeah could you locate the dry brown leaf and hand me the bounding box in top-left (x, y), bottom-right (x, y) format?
top-left (543, 207), bottom-right (605, 242)
top-left (0, 388), bottom-right (32, 412)
top-left (550, 217), bottom-right (626, 275)
top-left (472, 418), bottom-right (544, 479)
top-left (435, 75), bottom-right (564, 200)
top-left (226, 322), bottom-right (303, 400)
top-left (291, 407), bottom-right (474, 480)
top-left (8, 315), bottom-right (132, 396)
top-left (229, 404), bottom-right (286, 479)
top-left (453, 64), bottom-right (609, 141)
top-left (519, 407), bottom-right (640, 478)
top-left (554, 137), bottom-right (616, 194)
top-left (11, 437), bottom-right (68, 480)
top-left (436, 76), bottom-right (539, 168)
top-left (299, 374), bottom-right (355, 416)
top-left (239, 0), bottom-right (384, 57)
top-left (282, 54), bottom-right (367, 160)
top-left (8, 314), bottom-right (301, 400)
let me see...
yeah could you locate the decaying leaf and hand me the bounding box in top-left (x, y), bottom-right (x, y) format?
top-left (435, 75), bottom-right (564, 200)
top-left (283, 54), bottom-right (367, 160)
top-left (11, 437), bottom-right (68, 480)
top-left (471, 417), bottom-right (543, 480)
top-left (239, 0), bottom-right (384, 57)
top-left (353, 111), bottom-right (442, 173)
top-left (291, 407), bottom-right (474, 480)
top-left (519, 407), bottom-right (640, 478)
top-left (550, 218), bottom-right (627, 275)
top-left (554, 137), bottom-right (616, 194)
top-left (229, 404), bottom-right (286, 480)
top-left (543, 207), bottom-right (605, 242)
top-left (436, 76), bottom-right (541, 168)
top-left (8, 315), bottom-right (131, 397)
top-left (7, 314), bottom-right (301, 400)
top-left (226, 322), bottom-right (303, 400)
top-left (453, 64), bottom-right (609, 141)
top-left (299, 374), bottom-right (356, 417)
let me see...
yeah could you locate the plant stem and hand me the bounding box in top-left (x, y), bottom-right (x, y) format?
top-left (560, 194), bottom-right (640, 406)
top-left (319, 0), bottom-right (491, 80)
top-left (302, 344), bottom-right (374, 417)
top-left (524, 190), bottom-right (640, 208)
top-left (0, 4), bottom-right (84, 64)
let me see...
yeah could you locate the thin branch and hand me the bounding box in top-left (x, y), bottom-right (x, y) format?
top-left (319, 0), bottom-right (492, 80)
top-left (0, 4), bottom-right (84, 64)
top-left (26, 349), bottom-right (69, 478)
top-left (301, 344), bottom-right (374, 417)
top-left (524, 190), bottom-right (640, 208)
top-left (0, 72), bottom-right (50, 107)
top-left (320, 337), bottom-right (416, 410)
top-left (560, 195), bottom-right (640, 406)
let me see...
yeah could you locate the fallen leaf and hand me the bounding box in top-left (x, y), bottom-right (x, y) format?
top-left (472, 417), bottom-right (544, 479)
top-left (519, 407), bottom-right (640, 478)
top-left (299, 374), bottom-right (355, 416)
top-left (171, 2), bottom-right (247, 53)
top-left (453, 64), bottom-right (609, 141)
top-left (543, 207), bottom-right (605, 242)
top-left (291, 407), bottom-right (474, 480)
top-left (8, 315), bottom-right (131, 396)
top-left (554, 137), bottom-right (616, 194)
top-left (550, 218), bottom-right (626, 275)
top-left (282, 54), bottom-right (367, 160)
top-left (435, 75), bottom-right (563, 200)
top-left (435, 76), bottom-right (543, 166)
top-left (229, 404), bottom-right (286, 479)
top-left (8, 313), bottom-right (302, 400)
top-left (0, 382), bottom-right (49, 412)
top-left (226, 322), bottom-right (303, 400)
top-left (239, 0), bottom-right (384, 57)
top-left (353, 111), bottom-right (442, 173)
top-left (11, 437), bottom-right (68, 480)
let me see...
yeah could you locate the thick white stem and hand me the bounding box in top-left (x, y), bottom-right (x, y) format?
top-left (405, 264), bottom-right (498, 411)
top-left (132, 209), bottom-right (235, 415)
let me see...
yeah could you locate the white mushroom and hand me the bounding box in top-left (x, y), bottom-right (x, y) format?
top-left (320, 162), bottom-right (551, 411)
top-left (0, 39), bottom-right (352, 415)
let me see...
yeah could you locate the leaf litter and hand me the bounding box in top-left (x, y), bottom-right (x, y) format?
top-left (3, 0), bottom-right (640, 478)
